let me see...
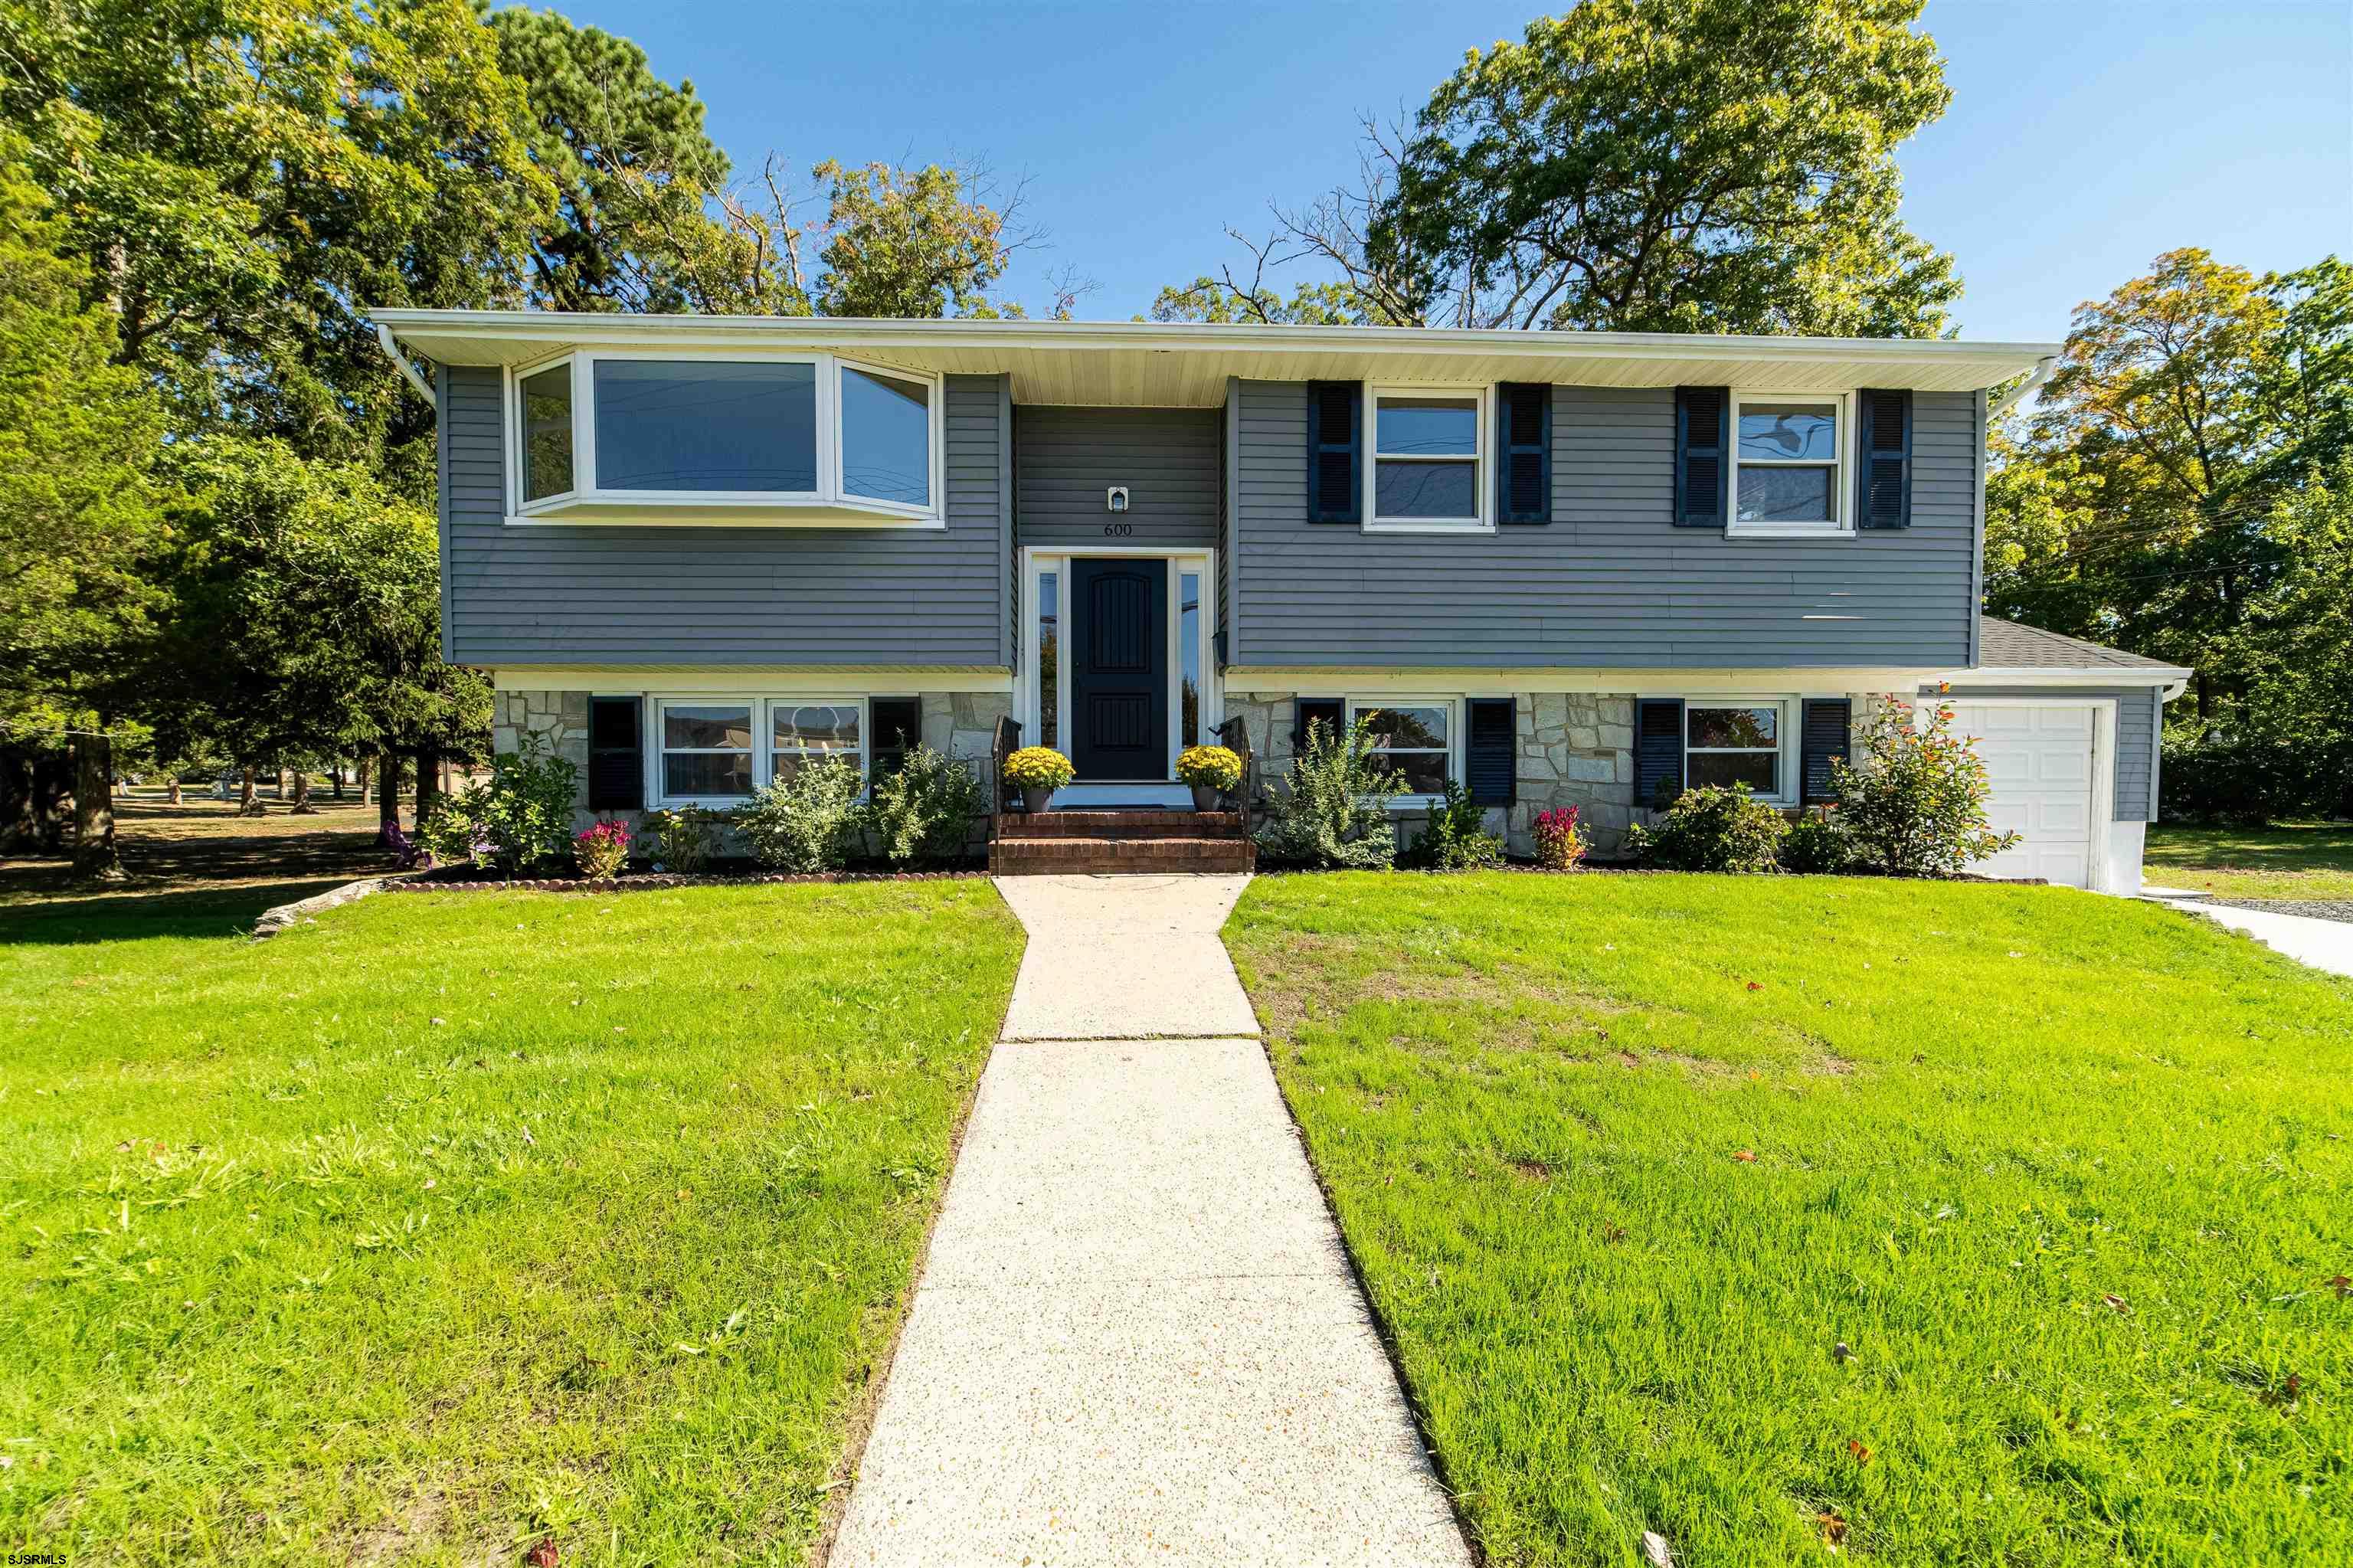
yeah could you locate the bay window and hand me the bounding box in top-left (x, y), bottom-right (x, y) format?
top-left (1367, 386), bottom-right (1488, 532)
top-left (509, 352), bottom-right (942, 524)
top-left (1730, 393), bottom-right (1847, 534)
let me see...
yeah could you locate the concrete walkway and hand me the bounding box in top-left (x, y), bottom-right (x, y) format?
top-left (2165, 899), bottom-right (2353, 980)
top-left (832, 874), bottom-right (1471, 1568)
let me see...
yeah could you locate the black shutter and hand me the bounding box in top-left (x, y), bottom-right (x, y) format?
top-left (1800, 699), bottom-right (1852, 804)
top-left (1294, 697), bottom-right (1344, 752)
top-left (1856, 389), bottom-right (1912, 529)
top-left (1306, 381), bottom-right (1360, 525)
top-left (1635, 698), bottom-right (1685, 808)
top-left (870, 697), bottom-right (921, 780)
top-left (1466, 698), bottom-right (1517, 805)
top-left (1497, 385), bottom-right (1551, 525)
top-left (587, 697), bottom-right (643, 810)
top-left (1674, 387), bottom-right (1729, 528)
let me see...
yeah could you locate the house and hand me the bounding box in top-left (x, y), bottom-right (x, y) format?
top-left (371, 311), bottom-right (2190, 891)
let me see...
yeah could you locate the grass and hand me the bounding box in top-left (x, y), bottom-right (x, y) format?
top-left (0, 880), bottom-right (1023, 1565)
top-left (0, 793), bottom-right (396, 911)
top-left (1227, 872), bottom-right (2353, 1567)
top-left (2145, 820), bottom-right (2353, 899)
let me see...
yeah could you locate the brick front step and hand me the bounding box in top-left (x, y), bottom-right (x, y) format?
top-left (989, 834), bottom-right (1255, 876)
top-left (1003, 810), bottom-right (1246, 840)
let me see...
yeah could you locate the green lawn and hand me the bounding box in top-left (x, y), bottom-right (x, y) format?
top-left (2145, 820), bottom-right (2353, 899)
top-left (1228, 873), bottom-right (2353, 1567)
top-left (1, 881), bottom-right (1022, 1565)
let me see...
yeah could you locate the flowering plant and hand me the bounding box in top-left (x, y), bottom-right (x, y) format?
top-left (1532, 805), bottom-right (1588, 870)
top-left (1175, 745), bottom-right (1242, 791)
top-left (574, 818), bottom-right (630, 879)
top-left (1832, 696), bottom-right (2021, 875)
top-left (1003, 746), bottom-right (1075, 790)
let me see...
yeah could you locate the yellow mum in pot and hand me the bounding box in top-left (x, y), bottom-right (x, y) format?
top-left (1003, 746), bottom-right (1076, 790)
top-left (1176, 745), bottom-right (1242, 792)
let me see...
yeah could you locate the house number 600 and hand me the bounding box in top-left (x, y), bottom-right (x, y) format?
top-left (1102, 522), bottom-right (1133, 536)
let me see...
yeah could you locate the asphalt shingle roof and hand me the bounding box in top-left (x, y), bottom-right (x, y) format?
top-left (1977, 616), bottom-right (2178, 671)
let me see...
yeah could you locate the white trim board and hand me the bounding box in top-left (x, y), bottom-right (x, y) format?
top-left (1226, 666), bottom-right (1941, 695)
top-left (1021, 546), bottom-right (1220, 780)
top-left (492, 667), bottom-right (1012, 695)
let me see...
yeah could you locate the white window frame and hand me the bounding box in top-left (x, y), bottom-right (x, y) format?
top-left (1726, 390), bottom-right (1851, 539)
top-left (650, 696), bottom-right (871, 809)
top-left (1681, 695), bottom-right (1798, 805)
top-left (506, 350), bottom-right (944, 527)
top-left (1345, 694), bottom-right (1461, 808)
top-left (1364, 385), bottom-right (1492, 534)
top-left (1019, 548), bottom-right (1219, 780)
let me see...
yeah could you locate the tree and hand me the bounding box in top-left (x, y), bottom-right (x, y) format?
top-left (811, 159), bottom-right (1024, 318)
top-left (0, 136), bottom-right (167, 871)
top-left (1172, 0), bottom-right (1959, 334)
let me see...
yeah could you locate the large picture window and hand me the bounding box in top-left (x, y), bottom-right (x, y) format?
top-left (1730, 393), bottom-right (1847, 533)
top-left (653, 697), bottom-right (872, 805)
top-left (509, 352), bottom-right (941, 523)
top-left (1347, 699), bottom-right (1455, 800)
top-left (1367, 387), bottom-right (1488, 532)
top-left (594, 360), bottom-right (817, 492)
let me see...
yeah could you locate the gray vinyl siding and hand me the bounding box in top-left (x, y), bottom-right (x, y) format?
top-left (1013, 404), bottom-right (1221, 548)
top-left (437, 365), bottom-right (1009, 667)
top-left (1229, 381), bottom-right (1979, 668)
top-left (1929, 684), bottom-right (2162, 821)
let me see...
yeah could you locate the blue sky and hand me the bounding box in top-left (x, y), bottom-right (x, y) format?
top-left (536, 0), bottom-right (2351, 342)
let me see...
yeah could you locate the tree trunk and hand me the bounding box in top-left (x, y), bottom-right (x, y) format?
top-left (290, 769), bottom-right (316, 814)
top-left (239, 764), bottom-right (263, 816)
top-left (414, 744), bottom-right (440, 827)
top-left (330, 764), bottom-right (345, 800)
top-left (0, 746), bottom-right (34, 853)
top-left (355, 755), bottom-right (372, 807)
top-left (31, 752), bottom-right (70, 851)
top-left (377, 745), bottom-right (402, 844)
top-left (168, 776), bottom-right (182, 805)
top-left (71, 734), bottom-right (126, 882)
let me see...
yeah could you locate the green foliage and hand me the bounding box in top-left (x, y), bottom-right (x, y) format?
top-left (1779, 805), bottom-right (1857, 874)
top-left (1254, 719), bottom-right (1405, 870)
top-left (1832, 698), bottom-right (2020, 876)
top-left (419, 732), bottom-right (578, 875)
top-left (1626, 783), bottom-right (1788, 873)
top-left (813, 159), bottom-right (1016, 319)
top-left (1188, 0), bottom-right (1957, 334)
top-left (866, 745), bottom-right (984, 866)
top-left (641, 806), bottom-right (725, 873)
top-left (1404, 779), bottom-right (1505, 870)
top-left (1148, 275), bottom-right (1386, 325)
top-left (735, 756), bottom-right (866, 872)
top-left (1229, 872), bottom-right (2353, 1567)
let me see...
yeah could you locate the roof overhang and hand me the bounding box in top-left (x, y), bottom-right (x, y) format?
top-left (370, 309), bottom-right (2061, 408)
top-left (1932, 666), bottom-right (2192, 692)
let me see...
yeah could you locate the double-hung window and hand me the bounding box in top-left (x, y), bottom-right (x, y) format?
top-left (1366, 387), bottom-right (1489, 532)
top-left (1347, 699), bottom-right (1457, 801)
top-left (654, 697), bottom-right (869, 805)
top-left (1684, 700), bottom-right (1791, 799)
top-left (509, 353), bottom-right (941, 525)
top-left (1730, 392), bottom-right (1848, 535)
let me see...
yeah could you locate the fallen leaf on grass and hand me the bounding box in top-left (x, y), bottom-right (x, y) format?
top-left (1641, 1530), bottom-right (1674, 1567)
top-left (1746, 980), bottom-right (1764, 991)
top-left (525, 1539), bottom-right (559, 1567)
top-left (2101, 1294), bottom-right (2131, 1315)
top-left (1733, 1150), bottom-right (1758, 1164)
top-left (1818, 1511), bottom-right (1847, 1550)
top-left (1602, 1223), bottom-right (1628, 1245)
top-left (1844, 1438), bottom-right (1871, 1465)
top-left (2329, 1275), bottom-right (2351, 1300)
top-left (2260, 1372), bottom-right (2303, 1409)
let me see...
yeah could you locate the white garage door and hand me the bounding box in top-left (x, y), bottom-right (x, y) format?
top-left (1955, 702), bottom-right (2098, 888)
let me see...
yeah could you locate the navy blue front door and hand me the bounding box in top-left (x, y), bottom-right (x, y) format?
top-left (1069, 558), bottom-right (1168, 780)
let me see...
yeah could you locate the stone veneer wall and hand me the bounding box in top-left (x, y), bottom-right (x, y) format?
top-left (1222, 691), bottom-right (1641, 859)
top-left (494, 689), bottom-right (1014, 837)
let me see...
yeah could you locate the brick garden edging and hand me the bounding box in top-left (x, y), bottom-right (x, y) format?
top-left (387, 869), bottom-right (990, 893)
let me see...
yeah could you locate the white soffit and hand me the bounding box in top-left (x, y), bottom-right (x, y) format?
top-left (371, 309), bottom-right (2060, 407)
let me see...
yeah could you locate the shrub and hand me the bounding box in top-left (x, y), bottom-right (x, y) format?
top-left (1176, 745), bottom-right (1242, 792)
top-left (1532, 805), bottom-right (1589, 871)
top-left (1254, 717), bottom-right (1404, 870)
top-left (1833, 696), bottom-right (2021, 876)
top-left (1626, 784), bottom-right (1788, 873)
top-left (2158, 732), bottom-right (2335, 826)
top-left (642, 805), bottom-right (725, 873)
top-left (1779, 805), bottom-right (1856, 873)
top-left (735, 755), bottom-right (866, 872)
top-left (1404, 778), bottom-right (1505, 869)
top-left (870, 745), bottom-right (985, 866)
top-left (574, 819), bottom-right (630, 879)
top-left (416, 731), bottom-right (578, 875)
top-left (1003, 746), bottom-right (1075, 791)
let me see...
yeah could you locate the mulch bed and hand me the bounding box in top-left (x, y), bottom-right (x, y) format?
top-left (388, 866), bottom-right (988, 892)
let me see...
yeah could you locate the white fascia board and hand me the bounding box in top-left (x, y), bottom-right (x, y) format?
top-left (490, 666), bottom-right (1012, 693)
top-left (1928, 665), bottom-right (2191, 689)
top-left (1222, 666), bottom-right (1939, 696)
